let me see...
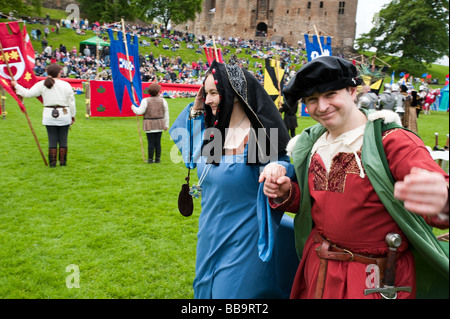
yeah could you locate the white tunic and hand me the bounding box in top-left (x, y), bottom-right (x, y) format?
top-left (14, 79), bottom-right (76, 126)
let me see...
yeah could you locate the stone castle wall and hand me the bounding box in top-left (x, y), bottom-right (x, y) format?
top-left (173, 0), bottom-right (358, 53)
top-left (41, 0), bottom-right (79, 11)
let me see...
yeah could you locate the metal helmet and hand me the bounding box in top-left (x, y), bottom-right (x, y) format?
top-left (391, 84), bottom-right (399, 92)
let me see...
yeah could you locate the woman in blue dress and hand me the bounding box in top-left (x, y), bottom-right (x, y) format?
top-left (170, 61), bottom-right (297, 298)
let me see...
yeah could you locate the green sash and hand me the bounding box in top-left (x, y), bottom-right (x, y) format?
top-left (292, 116), bottom-right (449, 298)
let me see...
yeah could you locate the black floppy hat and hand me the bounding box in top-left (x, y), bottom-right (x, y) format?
top-left (282, 56), bottom-right (362, 107)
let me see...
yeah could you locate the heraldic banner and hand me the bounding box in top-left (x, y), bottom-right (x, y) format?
top-left (264, 58), bottom-right (285, 108)
top-left (0, 21), bottom-right (40, 112)
top-left (304, 34), bottom-right (332, 62)
top-left (107, 28), bottom-right (143, 111)
top-left (89, 81), bottom-right (201, 117)
top-left (204, 46), bottom-right (224, 65)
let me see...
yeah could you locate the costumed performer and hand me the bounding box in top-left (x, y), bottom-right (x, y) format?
top-left (170, 61), bottom-right (299, 298)
top-left (279, 101), bottom-right (299, 138)
top-left (11, 63), bottom-right (76, 167)
top-left (259, 56), bottom-right (449, 299)
top-left (400, 84), bottom-right (417, 132)
top-left (131, 82), bottom-right (169, 163)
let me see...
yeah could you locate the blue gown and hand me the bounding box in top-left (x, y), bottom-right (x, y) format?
top-left (170, 104), bottom-right (299, 299)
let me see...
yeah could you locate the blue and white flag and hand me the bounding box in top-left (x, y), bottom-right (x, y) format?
top-left (304, 34), bottom-right (332, 62)
top-left (107, 28), bottom-right (142, 111)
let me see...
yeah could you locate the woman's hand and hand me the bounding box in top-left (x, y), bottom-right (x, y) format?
top-left (193, 86), bottom-right (205, 111)
top-left (258, 163), bottom-right (291, 199)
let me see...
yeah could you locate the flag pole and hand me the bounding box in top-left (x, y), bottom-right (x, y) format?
top-left (313, 25), bottom-right (324, 55)
top-left (0, 41), bottom-right (48, 166)
top-left (212, 36), bottom-right (220, 61)
top-left (121, 18), bottom-right (146, 163)
top-left (1, 86), bottom-right (6, 119)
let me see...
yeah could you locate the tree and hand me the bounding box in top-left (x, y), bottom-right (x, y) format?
top-left (355, 0), bottom-right (449, 72)
top-left (133, 0), bottom-right (203, 30)
top-left (78, 0), bottom-right (136, 22)
top-left (0, 0), bottom-right (42, 18)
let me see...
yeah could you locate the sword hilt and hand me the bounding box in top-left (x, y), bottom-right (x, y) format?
top-left (364, 286), bottom-right (412, 299)
top-left (364, 233), bottom-right (411, 299)
top-left (383, 233), bottom-right (401, 287)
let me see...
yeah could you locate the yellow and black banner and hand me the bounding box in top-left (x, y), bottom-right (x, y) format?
top-left (264, 58), bottom-right (285, 109)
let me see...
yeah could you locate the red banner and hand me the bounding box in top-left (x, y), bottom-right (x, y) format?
top-left (0, 22), bottom-right (40, 112)
top-left (89, 80), bottom-right (201, 117)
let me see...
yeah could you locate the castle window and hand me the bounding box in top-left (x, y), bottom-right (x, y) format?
top-left (338, 1), bottom-right (345, 14)
top-left (307, 2), bottom-right (311, 9)
top-left (287, 10), bottom-right (289, 14)
top-left (258, 0), bottom-right (268, 11)
top-left (320, 2), bottom-right (323, 8)
top-left (206, 0), bottom-right (216, 12)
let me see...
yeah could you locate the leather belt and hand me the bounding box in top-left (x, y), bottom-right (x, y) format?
top-left (313, 233), bottom-right (387, 299)
top-left (144, 117), bottom-right (164, 120)
top-left (45, 105), bottom-right (66, 108)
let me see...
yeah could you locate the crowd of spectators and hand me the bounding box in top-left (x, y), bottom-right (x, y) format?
top-left (17, 13), bottom-right (308, 85)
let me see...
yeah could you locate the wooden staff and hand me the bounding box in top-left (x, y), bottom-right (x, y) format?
top-left (95, 32), bottom-right (101, 79)
top-left (121, 18), bottom-right (146, 162)
top-left (373, 54), bottom-right (391, 67)
top-left (313, 25), bottom-right (323, 55)
top-left (1, 86), bottom-right (6, 119)
top-left (212, 36), bottom-right (220, 61)
top-left (85, 81), bottom-right (90, 119)
top-left (0, 41), bottom-right (48, 166)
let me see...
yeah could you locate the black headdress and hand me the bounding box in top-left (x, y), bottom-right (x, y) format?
top-left (202, 61), bottom-right (290, 164)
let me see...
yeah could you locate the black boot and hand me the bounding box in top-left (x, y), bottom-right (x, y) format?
top-left (147, 149), bottom-right (154, 164)
top-left (59, 147), bottom-right (67, 166)
top-left (49, 148), bottom-right (57, 167)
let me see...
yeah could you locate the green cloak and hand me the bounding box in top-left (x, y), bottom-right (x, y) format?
top-left (291, 114), bottom-right (449, 299)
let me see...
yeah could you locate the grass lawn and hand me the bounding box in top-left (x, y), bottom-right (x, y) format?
top-left (0, 95), bottom-right (200, 298)
top-left (1, 92), bottom-right (448, 298)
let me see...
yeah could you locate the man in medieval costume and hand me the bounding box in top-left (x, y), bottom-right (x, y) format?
top-left (259, 56), bottom-right (449, 299)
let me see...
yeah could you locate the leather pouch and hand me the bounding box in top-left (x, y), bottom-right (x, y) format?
top-left (51, 108), bottom-right (60, 118)
top-left (178, 172), bottom-right (193, 217)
